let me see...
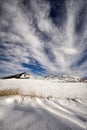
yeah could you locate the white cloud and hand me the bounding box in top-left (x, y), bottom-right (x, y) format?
top-left (0, 0), bottom-right (87, 76)
top-left (60, 47), bottom-right (78, 55)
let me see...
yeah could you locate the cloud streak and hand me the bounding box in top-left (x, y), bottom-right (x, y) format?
top-left (0, 0), bottom-right (87, 77)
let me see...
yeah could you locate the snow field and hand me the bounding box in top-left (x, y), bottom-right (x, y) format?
top-left (0, 79), bottom-right (87, 130)
top-left (0, 96), bottom-right (87, 130)
top-left (0, 79), bottom-right (87, 99)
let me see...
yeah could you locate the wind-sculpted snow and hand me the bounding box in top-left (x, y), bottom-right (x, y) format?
top-left (0, 79), bottom-right (87, 130)
top-left (0, 96), bottom-right (87, 130)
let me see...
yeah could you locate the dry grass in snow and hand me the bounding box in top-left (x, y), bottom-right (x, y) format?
top-left (0, 88), bottom-right (20, 96)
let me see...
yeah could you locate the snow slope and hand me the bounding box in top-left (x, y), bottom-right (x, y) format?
top-left (0, 96), bottom-right (87, 130)
top-left (0, 79), bottom-right (87, 130)
top-left (0, 79), bottom-right (87, 99)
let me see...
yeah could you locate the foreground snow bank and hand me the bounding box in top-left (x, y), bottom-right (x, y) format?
top-left (0, 79), bottom-right (87, 99)
top-left (0, 96), bottom-right (87, 130)
top-left (0, 79), bottom-right (87, 130)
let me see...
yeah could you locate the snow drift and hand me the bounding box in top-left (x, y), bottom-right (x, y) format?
top-left (0, 79), bottom-right (87, 130)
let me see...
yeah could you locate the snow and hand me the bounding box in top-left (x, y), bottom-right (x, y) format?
top-left (0, 79), bottom-right (87, 99)
top-left (0, 79), bottom-right (87, 130)
top-left (44, 74), bottom-right (81, 82)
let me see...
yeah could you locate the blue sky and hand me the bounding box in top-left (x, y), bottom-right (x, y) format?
top-left (0, 0), bottom-right (87, 77)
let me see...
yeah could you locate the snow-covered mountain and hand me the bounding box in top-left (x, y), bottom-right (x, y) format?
top-left (1, 73), bottom-right (87, 82)
top-left (1, 72), bottom-right (34, 79)
top-left (44, 75), bottom-right (83, 82)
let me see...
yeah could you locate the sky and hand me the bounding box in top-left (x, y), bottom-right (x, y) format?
top-left (0, 0), bottom-right (87, 77)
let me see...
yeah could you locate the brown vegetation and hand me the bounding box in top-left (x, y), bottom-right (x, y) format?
top-left (0, 89), bottom-right (53, 99)
top-left (21, 92), bottom-right (43, 98)
top-left (0, 90), bottom-right (80, 101)
top-left (0, 88), bottom-right (42, 98)
top-left (0, 88), bottom-right (21, 96)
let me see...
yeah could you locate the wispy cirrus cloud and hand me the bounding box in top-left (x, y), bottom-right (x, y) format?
top-left (0, 0), bottom-right (87, 77)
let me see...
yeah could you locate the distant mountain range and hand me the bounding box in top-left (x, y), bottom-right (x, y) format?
top-left (44, 75), bottom-right (87, 82)
top-left (1, 72), bottom-right (87, 82)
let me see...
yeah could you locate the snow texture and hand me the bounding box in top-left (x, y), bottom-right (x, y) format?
top-left (0, 79), bottom-right (87, 130)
